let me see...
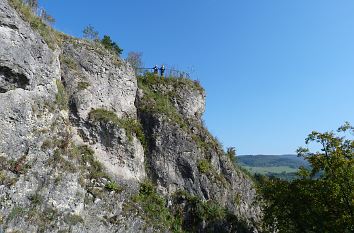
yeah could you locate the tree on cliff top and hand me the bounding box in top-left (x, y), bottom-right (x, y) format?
top-left (83, 25), bottom-right (99, 41)
top-left (260, 122), bottom-right (354, 233)
top-left (101, 35), bottom-right (123, 56)
top-left (126, 51), bottom-right (143, 70)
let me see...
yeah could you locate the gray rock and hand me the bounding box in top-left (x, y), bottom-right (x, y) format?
top-left (0, 0), bottom-right (263, 232)
top-left (61, 40), bottom-right (137, 120)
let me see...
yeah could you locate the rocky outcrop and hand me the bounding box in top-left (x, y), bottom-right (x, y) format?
top-left (137, 77), bottom-right (261, 231)
top-left (60, 39), bottom-right (146, 183)
top-left (0, 1), bottom-right (262, 232)
top-left (0, 0), bottom-right (60, 161)
top-left (61, 40), bottom-right (137, 120)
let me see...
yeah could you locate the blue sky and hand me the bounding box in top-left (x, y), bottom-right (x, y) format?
top-left (40, 0), bottom-right (354, 155)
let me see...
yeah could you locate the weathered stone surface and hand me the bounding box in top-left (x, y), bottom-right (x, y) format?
top-left (0, 0), bottom-right (262, 232)
top-left (60, 39), bottom-right (146, 183)
top-left (81, 120), bottom-right (146, 182)
top-left (0, 0), bottom-right (60, 160)
top-left (61, 40), bottom-right (137, 120)
top-left (139, 111), bottom-right (261, 232)
top-left (173, 84), bottom-right (206, 120)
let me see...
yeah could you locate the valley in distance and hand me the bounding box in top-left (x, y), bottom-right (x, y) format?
top-left (237, 154), bottom-right (310, 181)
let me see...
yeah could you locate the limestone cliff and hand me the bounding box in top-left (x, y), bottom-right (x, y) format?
top-left (0, 0), bottom-right (261, 232)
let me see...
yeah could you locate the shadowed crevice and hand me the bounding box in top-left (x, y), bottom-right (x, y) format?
top-left (0, 22), bottom-right (18, 30)
top-left (0, 66), bottom-right (29, 93)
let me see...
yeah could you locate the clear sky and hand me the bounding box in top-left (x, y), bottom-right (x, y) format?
top-left (39, 0), bottom-right (354, 155)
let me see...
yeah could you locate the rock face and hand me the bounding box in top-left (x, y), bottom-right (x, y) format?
top-left (138, 77), bottom-right (261, 232)
top-left (0, 0), bottom-right (60, 160)
top-left (0, 1), bottom-right (262, 232)
top-left (61, 40), bottom-right (146, 182)
top-left (61, 40), bottom-right (137, 120)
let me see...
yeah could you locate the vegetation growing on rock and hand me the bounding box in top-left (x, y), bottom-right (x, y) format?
top-left (8, 0), bottom-right (62, 49)
top-left (88, 108), bottom-right (145, 144)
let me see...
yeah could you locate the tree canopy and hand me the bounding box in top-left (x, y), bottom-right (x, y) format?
top-left (259, 123), bottom-right (354, 233)
top-left (101, 35), bottom-right (123, 56)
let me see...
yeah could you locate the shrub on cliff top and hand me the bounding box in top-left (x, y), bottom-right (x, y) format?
top-left (139, 72), bottom-right (204, 94)
top-left (101, 35), bottom-right (123, 56)
top-left (137, 74), bottom-right (188, 130)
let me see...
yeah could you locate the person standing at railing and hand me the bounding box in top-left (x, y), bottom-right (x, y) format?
top-left (153, 65), bottom-right (159, 76)
top-left (160, 65), bottom-right (165, 77)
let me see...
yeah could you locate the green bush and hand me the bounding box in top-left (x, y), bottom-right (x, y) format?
top-left (133, 181), bottom-right (183, 232)
top-left (60, 55), bottom-right (78, 70)
top-left (105, 181), bottom-right (123, 193)
top-left (29, 193), bottom-right (43, 206)
top-left (138, 72), bottom-right (204, 94)
top-left (197, 159), bottom-right (211, 173)
top-left (77, 81), bottom-right (90, 90)
top-left (137, 74), bottom-right (188, 130)
top-left (101, 35), bottom-right (123, 56)
top-left (172, 190), bottom-right (238, 231)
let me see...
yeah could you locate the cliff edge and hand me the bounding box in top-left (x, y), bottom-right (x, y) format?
top-left (0, 1), bottom-right (262, 232)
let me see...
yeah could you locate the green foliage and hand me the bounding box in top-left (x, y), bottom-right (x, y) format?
top-left (75, 145), bottom-right (108, 179)
top-left (226, 147), bottom-right (237, 164)
top-left (77, 81), bottom-right (90, 90)
top-left (197, 159), bottom-right (211, 173)
top-left (89, 109), bottom-right (145, 144)
top-left (138, 72), bottom-right (204, 97)
top-left (101, 35), bottom-right (123, 56)
top-left (60, 55), bottom-right (78, 70)
top-left (260, 123), bottom-right (354, 233)
top-left (234, 193), bottom-right (241, 206)
top-left (137, 74), bottom-right (189, 130)
top-left (137, 73), bottom-right (224, 156)
top-left (132, 181), bottom-right (183, 232)
top-left (8, 0), bottom-right (60, 50)
top-left (105, 181), bottom-right (123, 193)
top-left (197, 159), bottom-right (229, 187)
top-left (89, 108), bottom-right (118, 123)
top-left (190, 199), bottom-right (226, 223)
top-left (55, 80), bottom-right (68, 111)
top-left (0, 172), bottom-right (5, 184)
top-left (172, 190), bottom-right (250, 232)
top-left (29, 193), bottom-right (43, 206)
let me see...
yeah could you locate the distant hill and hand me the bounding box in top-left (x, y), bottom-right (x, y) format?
top-left (237, 154), bottom-right (310, 181)
top-left (237, 154), bottom-right (309, 168)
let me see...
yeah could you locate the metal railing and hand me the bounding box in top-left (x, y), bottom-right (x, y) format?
top-left (135, 68), bottom-right (190, 79)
